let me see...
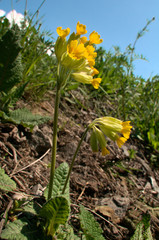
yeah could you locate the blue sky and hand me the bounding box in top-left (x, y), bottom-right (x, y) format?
top-left (1, 0), bottom-right (159, 79)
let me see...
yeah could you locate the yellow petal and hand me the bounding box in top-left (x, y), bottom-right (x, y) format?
top-left (84, 45), bottom-right (97, 67)
top-left (91, 78), bottom-right (101, 89)
top-left (122, 121), bottom-right (131, 127)
top-left (67, 40), bottom-right (86, 60)
top-left (116, 137), bottom-right (127, 148)
top-left (76, 21), bottom-right (87, 35)
top-left (89, 31), bottom-right (103, 44)
top-left (56, 27), bottom-right (70, 38)
top-left (86, 45), bottom-right (97, 56)
top-left (80, 36), bottom-right (88, 44)
top-left (121, 121), bottom-right (132, 139)
top-left (91, 67), bottom-right (99, 76)
top-left (87, 57), bottom-right (95, 67)
top-left (122, 130), bottom-right (131, 139)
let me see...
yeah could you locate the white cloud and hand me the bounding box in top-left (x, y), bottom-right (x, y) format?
top-left (0, 9), bottom-right (6, 17)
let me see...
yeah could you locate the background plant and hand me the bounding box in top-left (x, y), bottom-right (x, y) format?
top-left (91, 18), bottom-right (159, 152)
top-left (0, 12), bottom-right (56, 128)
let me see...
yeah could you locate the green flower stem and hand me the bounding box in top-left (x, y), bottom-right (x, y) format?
top-left (62, 126), bottom-right (89, 194)
top-left (48, 85), bottom-right (61, 200)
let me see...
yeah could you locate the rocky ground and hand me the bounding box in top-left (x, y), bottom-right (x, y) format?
top-left (0, 92), bottom-right (159, 239)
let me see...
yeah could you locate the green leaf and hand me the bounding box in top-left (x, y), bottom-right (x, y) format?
top-left (79, 205), bottom-right (105, 240)
top-left (39, 196), bottom-right (70, 237)
top-left (22, 200), bottom-right (41, 216)
top-left (10, 81), bottom-right (29, 104)
top-left (56, 224), bottom-right (80, 240)
top-left (1, 217), bottom-right (47, 240)
top-left (0, 81), bottom-right (29, 113)
top-left (0, 108), bottom-right (50, 130)
top-left (44, 162), bottom-right (70, 202)
top-left (0, 24), bottom-right (23, 93)
top-left (131, 213), bottom-right (153, 240)
top-left (131, 222), bottom-right (144, 240)
top-left (0, 167), bottom-right (16, 192)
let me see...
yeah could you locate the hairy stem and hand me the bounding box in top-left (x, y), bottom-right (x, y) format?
top-left (62, 127), bottom-right (89, 194)
top-left (48, 85), bottom-right (61, 200)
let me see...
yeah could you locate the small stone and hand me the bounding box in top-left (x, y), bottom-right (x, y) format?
top-left (31, 184), bottom-right (43, 196)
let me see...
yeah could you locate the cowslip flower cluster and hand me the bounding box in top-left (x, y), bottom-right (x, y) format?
top-left (54, 22), bottom-right (103, 89)
top-left (89, 117), bottom-right (132, 155)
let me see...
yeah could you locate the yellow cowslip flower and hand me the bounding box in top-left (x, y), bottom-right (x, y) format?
top-left (76, 21), bottom-right (87, 35)
top-left (91, 78), bottom-right (101, 89)
top-left (90, 126), bottom-right (109, 156)
top-left (86, 45), bottom-right (97, 59)
top-left (67, 40), bottom-right (87, 60)
top-left (80, 36), bottom-right (88, 44)
top-left (54, 37), bottom-right (67, 62)
top-left (89, 31), bottom-right (103, 44)
top-left (71, 72), bottom-right (93, 84)
top-left (89, 117), bottom-right (132, 154)
top-left (84, 45), bottom-right (97, 67)
top-left (55, 22), bottom-right (103, 89)
top-left (116, 137), bottom-right (127, 148)
top-left (56, 27), bottom-right (70, 38)
top-left (87, 57), bottom-right (95, 67)
top-left (61, 53), bottom-right (87, 71)
top-left (74, 65), bottom-right (93, 75)
top-left (121, 121), bottom-right (132, 139)
top-left (91, 67), bottom-right (99, 76)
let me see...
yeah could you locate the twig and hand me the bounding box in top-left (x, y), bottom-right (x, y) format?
top-left (12, 176), bottom-right (26, 191)
top-left (14, 148), bottom-right (23, 159)
top-left (10, 149), bottom-right (50, 176)
top-left (0, 157), bottom-right (12, 167)
top-left (5, 142), bottom-right (18, 174)
top-left (0, 200), bottom-right (13, 234)
top-left (5, 142), bottom-right (17, 163)
top-left (34, 170), bottom-right (49, 183)
top-left (77, 182), bottom-right (89, 201)
top-left (0, 141), bottom-right (13, 157)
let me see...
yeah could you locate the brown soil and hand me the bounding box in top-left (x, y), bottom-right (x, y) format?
top-left (0, 92), bottom-right (159, 239)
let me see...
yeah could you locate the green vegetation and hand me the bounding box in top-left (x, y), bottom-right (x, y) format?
top-left (0, 5), bottom-right (158, 240)
top-left (130, 214), bottom-right (153, 240)
top-left (0, 14), bottom-right (53, 129)
top-left (93, 17), bottom-right (159, 154)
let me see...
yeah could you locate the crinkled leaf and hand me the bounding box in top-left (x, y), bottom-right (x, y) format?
top-left (0, 167), bottom-right (16, 192)
top-left (44, 162), bottom-right (70, 202)
top-left (1, 217), bottom-right (47, 240)
top-left (22, 200), bottom-right (41, 216)
top-left (131, 222), bottom-right (144, 240)
top-left (56, 224), bottom-right (80, 240)
top-left (0, 108), bottom-right (50, 131)
top-left (10, 81), bottom-right (29, 104)
top-left (39, 196), bottom-right (70, 237)
top-left (131, 213), bottom-right (153, 240)
top-left (79, 205), bottom-right (105, 240)
top-left (0, 24), bottom-right (23, 93)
